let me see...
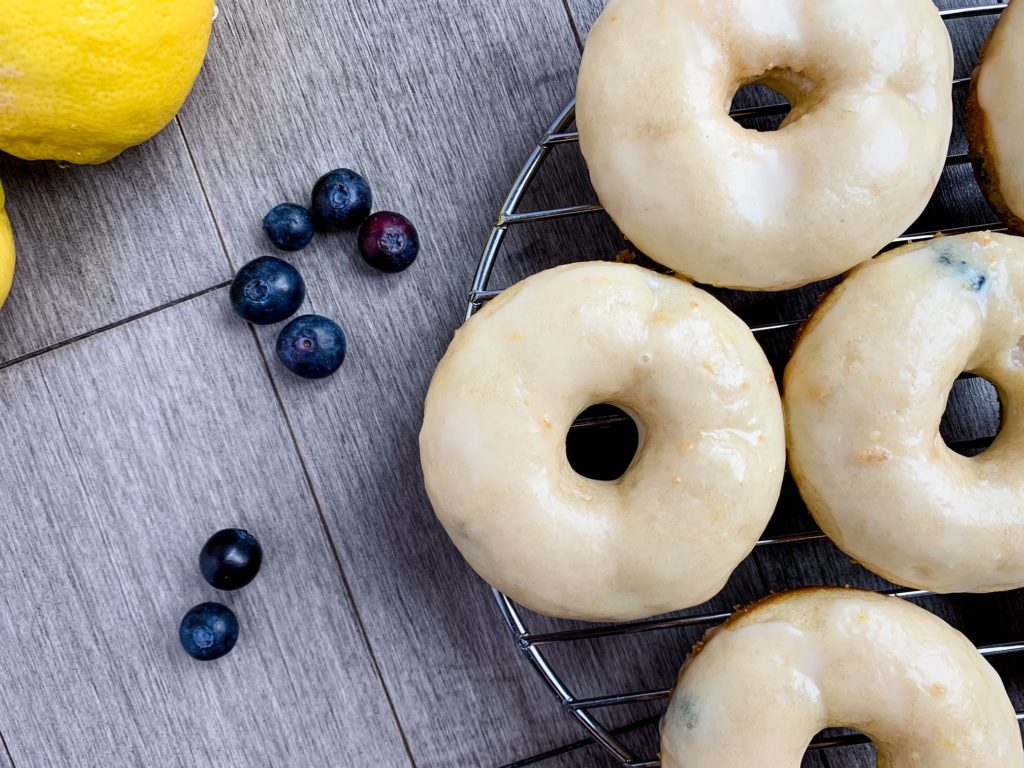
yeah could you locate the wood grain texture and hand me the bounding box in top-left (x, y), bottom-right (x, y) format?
top-left (171, 1), bottom-right (690, 765)
top-left (0, 124), bottom-right (229, 365)
top-left (0, 291), bottom-right (411, 767)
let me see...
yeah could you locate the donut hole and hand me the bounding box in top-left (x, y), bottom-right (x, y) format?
top-left (729, 81), bottom-right (791, 132)
top-left (940, 375), bottom-right (1003, 457)
top-left (566, 404), bottom-right (639, 481)
top-left (811, 727), bottom-right (873, 755)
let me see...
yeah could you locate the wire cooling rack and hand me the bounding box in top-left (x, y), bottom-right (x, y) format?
top-left (466, 4), bottom-right (1019, 766)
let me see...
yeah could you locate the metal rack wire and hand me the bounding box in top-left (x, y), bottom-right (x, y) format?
top-left (467, 4), bottom-right (1018, 766)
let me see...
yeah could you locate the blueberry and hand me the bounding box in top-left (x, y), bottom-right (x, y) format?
top-left (311, 169), bottom-right (372, 230)
top-left (230, 256), bottom-right (305, 324)
top-left (276, 314), bottom-right (347, 379)
top-left (358, 211), bottom-right (419, 273)
top-left (200, 528), bottom-right (263, 591)
top-left (263, 203), bottom-right (314, 252)
top-left (179, 602), bottom-right (239, 661)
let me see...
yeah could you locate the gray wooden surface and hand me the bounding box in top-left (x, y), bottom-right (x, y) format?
top-left (0, 1), bottom-right (1017, 767)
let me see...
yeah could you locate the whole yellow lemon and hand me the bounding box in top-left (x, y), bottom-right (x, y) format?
top-left (0, 0), bottom-right (216, 164)
top-left (0, 181), bottom-right (15, 311)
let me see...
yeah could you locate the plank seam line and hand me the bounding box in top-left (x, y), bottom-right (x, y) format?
top-left (242, 323), bottom-right (419, 768)
top-left (173, 116), bottom-right (237, 274)
top-left (0, 723), bottom-right (15, 767)
top-left (0, 117), bottom-right (235, 375)
top-left (0, 280), bottom-right (231, 373)
top-left (177, 109), bottom-right (417, 763)
top-left (559, 0), bottom-right (584, 51)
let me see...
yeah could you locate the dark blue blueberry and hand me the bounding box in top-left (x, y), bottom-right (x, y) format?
top-left (311, 169), bottom-right (372, 230)
top-left (358, 211), bottom-right (419, 273)
top-left (200, 528), bottom-right (263, 591)
top-left (262, 203), bottom-right (314, 252)
top-left (179, 602), bottom-right (239, 661)
top-left (276, 315), bottom-right (347, 379)
top-left (230, 256), bottom-right (305, 324)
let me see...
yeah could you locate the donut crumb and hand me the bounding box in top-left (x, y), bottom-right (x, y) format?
top-left (614, 248), bottom-right (675, 274)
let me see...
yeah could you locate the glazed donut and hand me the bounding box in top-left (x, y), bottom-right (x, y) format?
top-left (785, 232), bottom-right (1024, 594)
top-left (661, 588), bottom-right (1023, 767)
top-left (576, 0), bottom-right (953, 290)
top-left (419, 262), bottom-right (785, 622)
top-left (969, 1), bottom-right (1024, 232)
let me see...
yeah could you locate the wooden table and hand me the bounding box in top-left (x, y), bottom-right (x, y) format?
top-left (0, 1), bottom-right (1017, 766)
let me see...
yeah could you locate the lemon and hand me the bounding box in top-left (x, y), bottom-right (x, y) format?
top-left (0, 0), bottom-right (215, 164)
top-left (0, 180), bottom-right (14, 311)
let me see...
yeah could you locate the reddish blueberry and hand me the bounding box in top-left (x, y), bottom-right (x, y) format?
top-left (358, 211), bottom-right (419, 273)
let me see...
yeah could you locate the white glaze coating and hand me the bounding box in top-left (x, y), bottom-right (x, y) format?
top-left (786, 233), bottom-right (1024, 593)
top-left (661, 588), bottom-right (1024, 767)
top-left (971, 0), bottom-right (1024, 228)
top-left (419, 262), bottom-right (785, 622)
top-left (576, 0), bottom-right (953, 290)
